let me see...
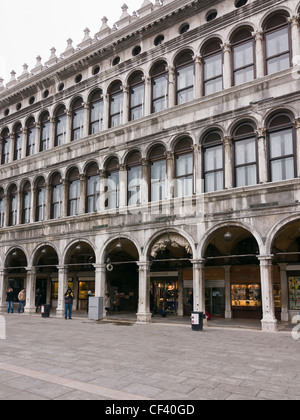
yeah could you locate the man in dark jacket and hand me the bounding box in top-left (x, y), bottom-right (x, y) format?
top-left (64, 289), bottom-right (74, 320)
top-left (6, 288), bottom-right (14, 313)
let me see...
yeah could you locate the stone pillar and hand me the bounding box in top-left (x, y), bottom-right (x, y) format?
top-left (122, 85), bottom-right (129, 124)
top-left (295, 119), bottom-right (300, 178)
top-left (222, 43), bottom-right (232, 90)
top-left (94, 263), bottom-right (106, 318)
top-left (256, 128), bottom-right (268, 183)
top-left (167, 66), bottom-right (176, 108)
top-left (223, 136), bottom-right (233, 189)
top-left (25, 267), bottom-right (37, 315)
top-left (253, 31), bottom-right (265, 78)
top-left (119, 164), bottom-right (127, 210)
top-left (79, 174), bottom-right (86, 214)
top-left (49, 117), bottom-right (55, 149)
top-left (9, 133), bottom-right (15, 164)
top-left (103, 94), bottom-right (109, 131)
top-left (166, 151), bottom-right (174, 200)
top-left (259, 256), bottom-right (278, 332)
top-left (21, 128), bottom-right (27, 159)
top-left (83, 102), bottom-right (90, 138)
top-left (194, 55), bottom-right (203, 99)
top-left (289, 15), bottom-right (300, 64)
top-left (141, 158), bottom-right (149, 206)
top-left (0, 269), bottom-right (8, 313)
top-left (65, 110), bottom-right (72, 144)
top-left (56, 265), bottom-right (68, 318)
top-left (193, 144), bottom-right (202, 195)
top-left (136, 261), bottom-right (152, 323)
top-left (143, 76), bottom-right (152, 116)
top-left (191, 259), bottom-right (206, 314)
top-left (278, 263), bottom-right (289, 322)
top-left (224, 265), bottom-right (232, 319)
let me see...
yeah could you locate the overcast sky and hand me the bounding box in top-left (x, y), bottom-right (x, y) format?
top-left (0, 0), bottom-right (145, 83)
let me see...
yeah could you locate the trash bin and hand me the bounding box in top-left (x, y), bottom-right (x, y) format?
top-left (41, 304), bottom-right (51, 318)
top-left (191, 312), bottom-right (204, 331)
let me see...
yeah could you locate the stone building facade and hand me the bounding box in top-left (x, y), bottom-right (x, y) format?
top-left (0, 0), bottom-right (299, 332)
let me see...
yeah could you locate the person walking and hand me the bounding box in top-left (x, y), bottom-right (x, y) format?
top-left (64, 288), bottom-right (74, 320)
top-left (6, 288), bottom-right (14, 313)
top-left (18, 289), bottom-right (26, 313)
top-left (113, 291), bottom-right (120, 313)
top-left (104, 291), bottom-right (111, 315)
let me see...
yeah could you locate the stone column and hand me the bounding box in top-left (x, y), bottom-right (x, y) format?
top-left (223, 136), bottom-right (233, 189)
top-left (253, 31), bottom-right (265, 78)
top-left (143, 76), bottom-right (152, 116)
top-left (295, 119), bottom-right (300, 178)
top-left (9, 133), bottom-right (15, 164)
top-left (224, 265), bottom-right (232, 319)
top-left (94, 263), bottom-right (107, 318)
top-left (119, 164), bottom-right (127, 210)
top-left (256, 128), bottom-right (268, 183)
top-left (56, 265), bottom-right (68, 318)
top-left (289, 15), bottom-right (300, 64)
top-left (166, 151), bottom-right (174, 200)
top-left (278, 263), bottom-right (289, 322)
top-left (136, 261), bottom-right (152, 324)
top-left (21, 128), bottom-right (27, 159)
top-left (79, 174), bottom-right (86, 214)
top-left (83, 102), bottom-right (90, 138)
top-left (259, 256), bottom-right (278, 332)
top-left (103, 94), bottom-right (109, 131)
top-left (193, 144), bottom-right (202, 195)
top-left (25, 267), bottom-right (37, 315)
top-left (49, 117), bottom-right (55, 149)
top-left (141, 158), bottom-right (149, 206)
top-left (194, 55), bottom-right (203, 99)
top-left (191, 259), bottom-right (206, 314)
top-left (0, 269), bottom-right (8, 313)
top-left (65, 109), bottom-right (72, 144)
top-left (167, 66), bottom-right (176, 108)
top-left (222, 43), bottom-right (232, 90)
top-left (122, 85), bottom-right (129, 124)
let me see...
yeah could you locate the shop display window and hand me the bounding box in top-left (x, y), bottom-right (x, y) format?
top-left (51, 281), bottom-right (73, 299)
top-left (78, 281), bottom-right (95, 300)
top-left (273, 284), bottom-right (281, 308)
top-left (231, 284), bottom-right (261, 307)
top-left (288, 276), bottom-right (300, 310)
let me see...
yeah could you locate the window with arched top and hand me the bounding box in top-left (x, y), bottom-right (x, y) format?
top-left (203, 40), bottom-right (223, 95)
top-left (86, 163), bottom-right (100, 213)
top-left (22, 181), bottom-right (31, 224)
top-left (151, 61), bottom-right (168, 114)
top-left (71, 99), bottom-right (84, 141)
top-left (36, 177), bottom-right (46, 222)
top-left (40, 112), bottom-right (50, 151)
top-left (55, 105), bottom-right (67, 146)
top-left (89, 90), bottom-right (104, 135)
top-left (14, 123), bottom-right (23, 161)
top-left (175, 138), bottom-right (193, 197)
top-left (203, 131), bottom-right (224, 192)
top-left (105, 157), bottom-right (120, 210)
top-left (267, 112), bottom-right (296, 182)
top-left (1, 129), bottom-right (10, 164)
top-left (26, 117), bottom-right (36, 157)
top-left (231, 28), bottom-right (255, 86)
top-left (175, 51), bottom-right (194, 105)
top-left (264, 13), bottom-right (291, 75)
top-left (51, 173), bottom-right (63, 220)
top-left (0, 188), bottom-right (5, 227)
top-left (8, 184), bottom-right (18, 226)
top-left (127, 151), bottom-right (142, 206)
top-left (129, 72), bottom-right (145, 121)
top-left (233, 123), bottom-right (257, 187)
top-left (68, 168), bottom-right (80, 216)
top-left (149, 146), bottom-right (166, 202)
top-left (109, 82), bottom-right (123, 128)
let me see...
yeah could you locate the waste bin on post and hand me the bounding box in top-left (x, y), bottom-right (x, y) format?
top-left (191, 312), bottom-right (204, 331)
top-left (41, 304), bottom-right (51, 318)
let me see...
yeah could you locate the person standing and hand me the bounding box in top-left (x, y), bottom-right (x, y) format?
top-left (113, 291), bottom-right (120, 313)
top-left (104, 291), bottom-right (111, 315)
top-left (64, 288), bottom-right (74, 320)
top-left (18, 289), bottom-right (26, 313)
top-left (6, 288), bottom-right (14, 314)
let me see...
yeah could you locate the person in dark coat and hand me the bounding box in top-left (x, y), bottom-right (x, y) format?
top-left (64, 289), bottom-right (74, 320)
top-left (6, 288), bottom-right (14, 313)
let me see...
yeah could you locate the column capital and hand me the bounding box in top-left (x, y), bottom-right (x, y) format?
top-left (258, 255), bottom-right (274, 264)
top-left (255, 128), bottom-right (266, 138)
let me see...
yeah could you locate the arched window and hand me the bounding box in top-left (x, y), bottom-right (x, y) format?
top-left (51, 173), bottom-right (63, 219)
top-left (105, 157), bottom-right (119, 210)
top-left (40, 112), bottom-right (50, 151)
top-left (36, 177), bottom-right (46, 222)
top-left (175, 51), bottom-right (194, 105)
top-left (267, 112), bottom-right (296, 182)
top-left (149, 146), bottom-right (166, 202)
top-left (129, 72), bottom-right (145, 121)
top-left (8, 184), bottom-right (18, 226)
top-left (26, 117), bottom-right (36, 156)
top-left (0, 188), bottom-right (5, 227)
top-left (86, 163), bottom-right (100, 213)
top-left (14, 123), bottom-right (23, 161)
top-left (231, 28), bottom-right (255, 86)
top-left (203, 131), bottom-right (224, 192)
top-left (1, 128), bottom-right (10, 164)
top-left (175, 138), bottom-right (193, 197)
top-left (22, 181), bottom-right (31, 224)
top-left (264, 13), bottom-right (291, 75)
top-left (203, 40), bottom-right (223, 95)
top-left (109, 82), bottom-right (123, 128)
top-left (71, 99), bottom-right (84, 141)
top-left (127, 151), bottom-right (142, 206)
top-left (233, 123), bottom-right (257, 187)
top-left (55, 105), bottom-right (67, 146)
top-left (151, 61), bottom-right (168, 113)
top-left (68, 168), bottom-right (80, 216)
top-left (89, 90), bottom-right (104, 135)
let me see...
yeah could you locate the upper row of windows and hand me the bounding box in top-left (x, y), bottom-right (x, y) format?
top-left (0, 12), bottom-right (298, 164)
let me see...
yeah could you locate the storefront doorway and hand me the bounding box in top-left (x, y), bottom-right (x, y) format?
top-left (151, 277), bottom-right (178, 315)
top-left (205, 287), bottom-right (225, 317)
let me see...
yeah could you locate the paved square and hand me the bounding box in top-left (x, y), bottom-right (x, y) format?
top-left (0, 314), bottom-right (299, 400)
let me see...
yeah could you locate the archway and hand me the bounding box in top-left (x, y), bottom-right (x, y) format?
top-left (104, 237), bottom-right (139, 313)
top-left (5, 248), bottom-right (28, 303)
top-left (203, 225), bottom-right (262, 319)
top-left (148, 232), bottom-right (193, 317)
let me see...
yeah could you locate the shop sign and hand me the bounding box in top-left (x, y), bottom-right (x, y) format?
top-left (150, 271), bottom-right (178, 277)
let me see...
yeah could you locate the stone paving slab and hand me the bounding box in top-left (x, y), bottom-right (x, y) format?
top-left (0, 313), bottom-right (299, 400)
